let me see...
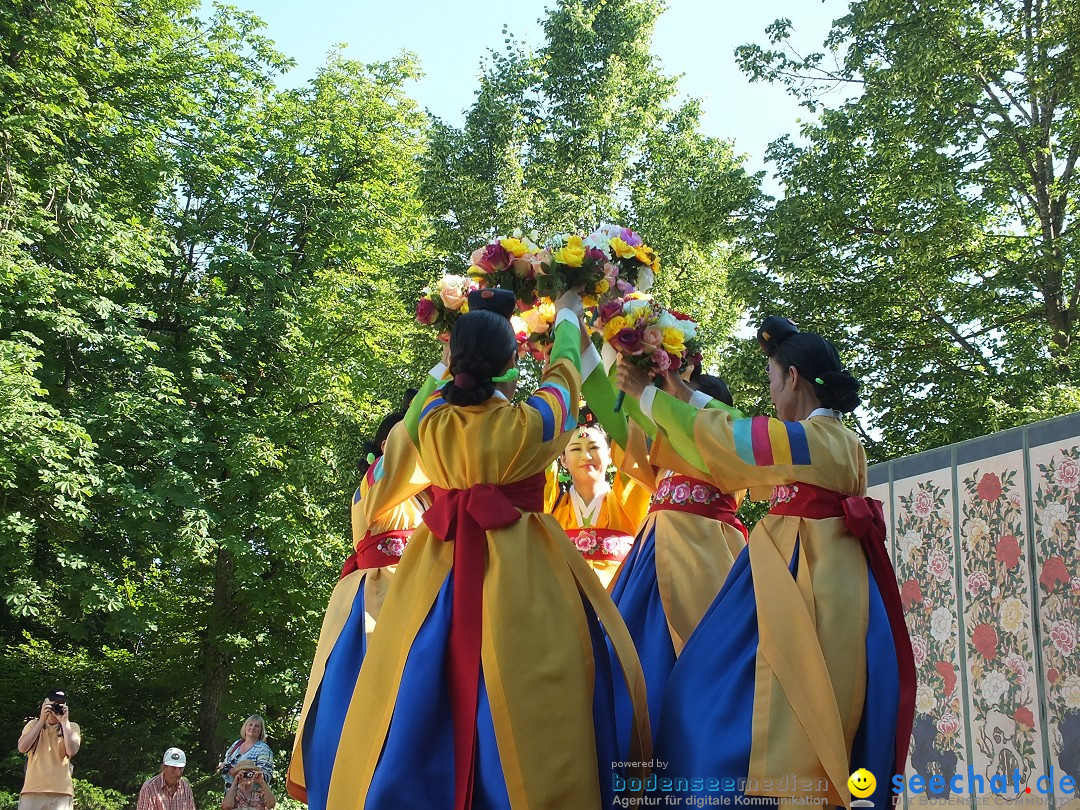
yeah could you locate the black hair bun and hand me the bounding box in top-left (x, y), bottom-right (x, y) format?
top-left (813, 370), bottom-right (861, 413)
top-left (757, 316), bottom-right (799, 356)
top-left (400, 387), bottom-right (420, 411)
top-left (444, 350), bottom-right (496, 406)
top-left (467, 288), bottom-right (516, 319)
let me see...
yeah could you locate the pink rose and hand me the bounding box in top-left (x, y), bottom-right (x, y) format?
top-left (439, 284), bottom-right (467, 311)
top-left (965, 571), bottom-right (991, 596)
top-left (652, 349), bottom-right (671, 373)
top-left (511, 256), bottom-right (537, 279)
top-left (914, 489), bottom-right (934, 519)
top-left (1050, 619), bottom-right (1077, 657)
top-left (603, 262), bottom-right (619, 285)
top-left (642, 326), bottom-right (664, 352)
top-left (911, 636), bottom-right (928, 667)
top-left (573, 533), bottom-right (596, 553)
top-left (1056, 457), bottom-right (1080, 489)
top-left (937, 712), bottom-right (960, 735)
top-left (927, 548), bottom-right (950, 581)
top-left (470, 242), bottom-right (511, 272)
top-left (415, 297), bottom-right (438, 325)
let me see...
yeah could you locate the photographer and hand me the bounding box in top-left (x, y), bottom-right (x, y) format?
top-left (16, 691), bottom-right (81, 810)
top-left (216, 715), bottom-right (273, 791)
top-left (221, 761), bottom-right (276, 810)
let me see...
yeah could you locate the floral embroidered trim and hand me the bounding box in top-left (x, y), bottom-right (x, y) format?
top-left (570, 530), bottom-right (633, 559)
top-left (377, 535), bottom-right (407, 558)
top-left (769, 483), bottom-right (801, 507)
top-left (655, 476), bottom-right (727, 508)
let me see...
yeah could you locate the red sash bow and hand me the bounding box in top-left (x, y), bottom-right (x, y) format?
top-left (422, 471), bottom-right (546, 810)
top-left (769, 482), bottom-right (915, 792)
top-left (338, 530), bottom-right (411, 579)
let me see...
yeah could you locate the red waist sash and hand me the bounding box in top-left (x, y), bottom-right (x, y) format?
top-left (649, 475), bottom-right (749, 540)
top-left (338, 530), bottom-right (411, 579)
top-left (769, 481), bottom-right (916, 793)
top-left (422, 471), bottom-right (546, 810)
top-left (565, 527), bottom-right (635, 562)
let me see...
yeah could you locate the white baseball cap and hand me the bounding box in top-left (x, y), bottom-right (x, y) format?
top-left (163, 748), bottom-right (186, 767)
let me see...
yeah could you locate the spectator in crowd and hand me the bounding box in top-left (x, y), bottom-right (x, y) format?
top-left (136, 748), bottom-right (195, 810)
top-left (222, 760), bottom-right (277, 810)
top-left (217, 715), bottom-right (273, 790)
top-left (16, 691), bottom-right (81, 810)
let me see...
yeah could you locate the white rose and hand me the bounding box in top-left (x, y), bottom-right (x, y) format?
top-left (637, 267), bottom-right (655, 292)
top-left (930, 606), bottom-right (954, 642)
top-left (1058, 675), bottom-right (1080, 709)
top-left (916, 683), bottom-right (936, 713)
top-left (1040, 503), bottom-right (1069, 541)
top-left (656, 311), bottom-right (677, 329)
top-left (998, 598), bottom-right (1025, 633)
top-left (675, 318), bottom-right (697, 340)
top-left (979, 669), bottom-right (1009, 706)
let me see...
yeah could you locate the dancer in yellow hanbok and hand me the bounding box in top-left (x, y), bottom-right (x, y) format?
top-left (616, 315), bottom-right (914, 809)
top-left (546, 415), bottom-right (650, 588)
top-left (580, 357), bottom-right (747, 740)
top-left (324, 289), bottom-right (649, 810)
top-left (286, 390), bottom-right (437, 808)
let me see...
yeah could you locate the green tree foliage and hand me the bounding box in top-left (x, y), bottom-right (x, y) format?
top-left (1, 0), bottom-right (428, 795)
top-left (419, 0), bottom-right (761, 365)
top-left (734, 1), bottom-right (1080, 459)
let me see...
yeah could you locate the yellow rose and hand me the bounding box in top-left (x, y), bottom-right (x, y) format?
top-left (610, 237), bottom-right (637, 259)
top-left (582, 295), bottom-right (598, 307)
top-left (603, 316), bottom-right (628, 340)
top-left (500, 237), bottom-right (529, 257)
top-left (596, 279), bottom-right (610, 294)
top-left (634, 245), bottom-right (658, 268)
top-left (661, 327), bottom-right (685, 354)
top-left (552, 235), bottom-right (586, 267)
top-left (460, 299), bottom-right (470, 313)
top-left (537, 300), bottom-right (555, 321)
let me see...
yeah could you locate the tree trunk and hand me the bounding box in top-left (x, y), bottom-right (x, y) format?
top-left (198, 545), bottom-right (237, 767)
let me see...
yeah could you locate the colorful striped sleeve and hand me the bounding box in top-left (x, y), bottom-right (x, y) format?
top-left (732, 416), bottom-right (812, 467)
top-left (523, 316), bottom-right (581, 443)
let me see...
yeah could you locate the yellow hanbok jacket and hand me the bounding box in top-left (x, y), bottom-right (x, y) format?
top-left (649, 389), bottom-right (880, 808)
top-left (325, 315), bottom-right (651, 810)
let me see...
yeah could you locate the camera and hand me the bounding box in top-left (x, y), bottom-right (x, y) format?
top-left (241, 771), bottom-right (256, 780)
top-left (50, 703), bottom-right (66, 715)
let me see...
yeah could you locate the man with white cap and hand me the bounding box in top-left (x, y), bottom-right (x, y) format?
top-left (136, 747), bottom-right (195, 810)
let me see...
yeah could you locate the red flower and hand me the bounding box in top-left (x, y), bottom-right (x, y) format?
top-left (1040, 556), bottom-right (1070, 592)
top-left (900, 579), bottom-right (923, 610)
top-left (935, 661), bottom-right (957, 696)
top-left (471, 242), bottom-right (511, 272)
top-left (614, 327), bottom-right (645, 354)
top-left (415, 297), bottom-right (438, 326)
top-left (1014, 707), bottom-right (1034, 729)
top-left (972, 623), bottom-right (998, 660)
top-left (597, 300), bottom-right (623, 324)
top-left (1049, 668), bottom-right (1060, 684)
top-left (977, 472), bottom-right (1003, 501)
top-left (995, 535), bottom-right (1021, 568)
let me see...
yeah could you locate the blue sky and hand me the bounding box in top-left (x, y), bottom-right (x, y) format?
top-left (209, 0), bottom-right (850, 183)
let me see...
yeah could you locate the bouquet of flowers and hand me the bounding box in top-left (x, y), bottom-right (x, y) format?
top-left (468, 230), bottom-right (547, 308)
top-left (516, 300), bottom-right (557, 362)
top-left (536, 233), bottom-right (615, 305)
top-left (593, 293), bottom-right (701, 409)
top-left (584, 223), bottom-right (659, 294)
top-left (415, 274), bottom-right (478, 340)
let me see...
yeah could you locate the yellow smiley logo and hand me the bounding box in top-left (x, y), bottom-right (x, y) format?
top-left (848, 768), bottom-right (876, 799)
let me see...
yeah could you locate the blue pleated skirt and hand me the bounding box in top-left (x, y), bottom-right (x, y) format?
top-left (654, 541), bottom-right (900, 806)
top-left (363, 571), bottom-right (623, 809)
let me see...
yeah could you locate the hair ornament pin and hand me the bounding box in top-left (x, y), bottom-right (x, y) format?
top-left (366, 452), bottom-right (377, 465)
top-left (491, 367), bottom-right (519, 383)
top-left (814, 377), bottom-right (825, 385)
